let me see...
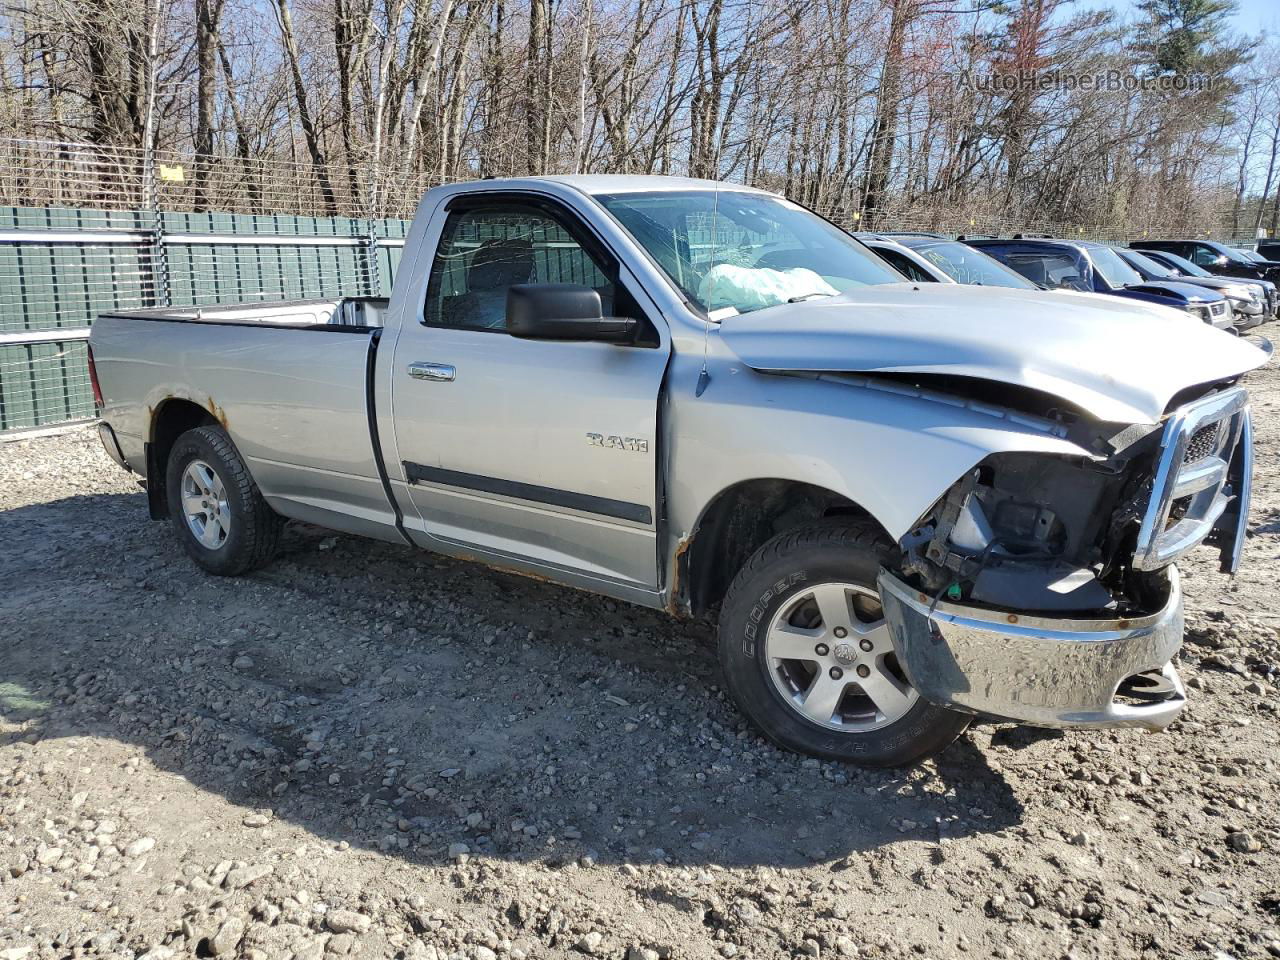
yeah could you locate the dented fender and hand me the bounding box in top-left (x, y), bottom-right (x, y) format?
top-left (662, 346), bottom-right (1096, 596)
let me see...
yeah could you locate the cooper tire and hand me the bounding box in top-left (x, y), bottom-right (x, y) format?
top-left (165, 425), bottom-right (283, 576)
top-left (718, 520), bottom-right (970, 767)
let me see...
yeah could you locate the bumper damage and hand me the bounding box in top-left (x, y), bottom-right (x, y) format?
top-left (878, 568), bottom-right (1186, 731)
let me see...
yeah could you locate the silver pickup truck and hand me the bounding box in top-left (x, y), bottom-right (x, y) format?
top-left (89, 176), bottom-right (1268, 767)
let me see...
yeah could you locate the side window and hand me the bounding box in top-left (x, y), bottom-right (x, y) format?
top-left (875, 247), bottom-right (934, 283)
top-left (1189, 245), bottom-right (1219, 267)
top-left (424, 204), bottom-right (615, 332)
top-left (1003, 252), bottom-right (1086, 291)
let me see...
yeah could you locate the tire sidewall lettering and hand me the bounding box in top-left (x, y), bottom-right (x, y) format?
top-left (742, 570), bottom-right (807, 657)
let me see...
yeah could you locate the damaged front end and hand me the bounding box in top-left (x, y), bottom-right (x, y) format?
top-left (879, 386), bottom-right (1254, 730)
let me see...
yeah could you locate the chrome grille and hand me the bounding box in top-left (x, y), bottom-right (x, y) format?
top-left (1184, 424), bottom-right (1218, 463)
top-left (1134, 388), bottom-right (1251, 572)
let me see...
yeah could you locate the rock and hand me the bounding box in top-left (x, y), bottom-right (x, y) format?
top-left (233, 655), bottom-right (254, 670)
top-left (0, 948), bottom-right (33, 960)
top-left (833, 936), bottom-right (858, 957)
top-left (209, 917), bottom-right (245, 955)
top-left (1229, 832), bottom-right (1262, 853)
top-left (627, 948), bottom-right (660, 960)
top-left (243, 813), bottom-right (272, 828)
top-left (291, 940), bottom-right (327, 960)
top-left (124, 837), bottom-right (156, 857)
top-left (326, 909), bottom-right (372, 935)
top-left (575, 932), bottom-right (604, 955)
top-left (326, 933), bottom-right (357, 955)
top-left (137, 947), bottom-right (176, 960)
top-left (800, 940), bottom-right (821, 958)
top-left (224, 864), bottom-right (273, 890)
top-left (448, 842), bottom-right (470, 859)
top-left (473, 948), bottom-right (497, 960)
top-left (35, 846), bottom-right (63, 866)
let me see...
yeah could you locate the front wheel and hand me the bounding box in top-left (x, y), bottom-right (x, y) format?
top-left (718, 521), bottom-right (970, 767)
top-left (165, 425), bottom-right (283, 576)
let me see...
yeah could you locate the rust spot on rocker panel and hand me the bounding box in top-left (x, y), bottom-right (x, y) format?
top-left (665, 535), bottom-right (694, 618)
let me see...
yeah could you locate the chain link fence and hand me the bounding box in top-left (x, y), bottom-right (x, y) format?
top-left (0, 137), bottom-right (1266, 432)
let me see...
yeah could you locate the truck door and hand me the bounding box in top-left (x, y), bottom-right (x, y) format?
top-left (389, 194), bottom-right (670, 591)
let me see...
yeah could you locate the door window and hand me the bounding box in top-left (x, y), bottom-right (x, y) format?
top-left (1189, 245), bottom-right (1220, 267)
top-left (873, 247), bottom-right (935, 282)
top-left (1001, 252), bottom-right (1088, 291)
top-left (424, 205), bottom-right (615, 331)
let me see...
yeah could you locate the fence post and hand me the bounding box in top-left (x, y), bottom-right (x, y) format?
top-left (150, 209), bottom-right (172, 309)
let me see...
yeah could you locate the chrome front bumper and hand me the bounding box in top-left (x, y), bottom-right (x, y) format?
top-left (878, 569), bottom-right (1185, 731)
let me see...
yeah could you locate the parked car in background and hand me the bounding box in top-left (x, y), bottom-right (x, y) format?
top-left (1115, 247), bottom-right (1263, 331)
top-left (1233, 248), bottom-right (1280, 271)
top-left (885, 234), bottom-right (1041, 289)
top-left (1139, 248), bottom-right (1277, 319)
top-left (855, 235), bottom-right (957, 284)
top-left (1132, 239), bottom-right (1280, 287)
top-left (963, 238), bottom-right (1234, 330)
top-left (88, 175), bottom-right (1268, 768)
top-left (1255, 239), bottom-right (1280, 261)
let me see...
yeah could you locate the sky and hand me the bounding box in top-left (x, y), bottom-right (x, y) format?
top-left (1082, 0), bottom-right (1280, 37)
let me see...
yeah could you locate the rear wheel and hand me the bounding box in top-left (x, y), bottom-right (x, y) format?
top-left (718, 521), bottom-right (970, 767)
top-left (165, 425), bottom-right (283, 576)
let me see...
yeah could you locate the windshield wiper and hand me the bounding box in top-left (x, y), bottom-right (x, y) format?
top-left (787, 292), bottom-right (834, 303)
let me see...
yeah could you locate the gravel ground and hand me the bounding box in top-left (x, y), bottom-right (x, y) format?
top-left (2, 340), bottom-right (1279, 960)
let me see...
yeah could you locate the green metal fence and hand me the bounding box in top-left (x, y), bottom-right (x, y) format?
top-left (0, 206), bottom-right (411, 431)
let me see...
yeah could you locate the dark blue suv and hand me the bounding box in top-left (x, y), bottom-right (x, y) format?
top-left (963, 238), bottom-right (1232, 328)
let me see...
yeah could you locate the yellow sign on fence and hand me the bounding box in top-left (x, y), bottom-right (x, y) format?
top-left (158, 164), bottom-right (185, 182)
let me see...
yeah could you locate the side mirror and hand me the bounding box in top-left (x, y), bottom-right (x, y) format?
top-left (1214, 255), bottom-right (1230, 266)
top-left (506, 283), bottom-right (637, 343)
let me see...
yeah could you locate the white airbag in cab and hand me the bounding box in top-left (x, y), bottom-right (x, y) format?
top-left (699, 265), bottom-right (837, 312)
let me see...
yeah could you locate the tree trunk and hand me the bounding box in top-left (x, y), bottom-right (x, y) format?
top-left (863, 0), bottom-right (914, 224)
top-left (527, 0), bottom-right (545, 173)
top-left (271, 0), bottom-right (338, 214)
top-left (194, 0), bottom-right (223, 210)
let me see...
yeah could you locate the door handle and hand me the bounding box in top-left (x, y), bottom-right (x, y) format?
top-left (407, 362), bottom-right (455, 382)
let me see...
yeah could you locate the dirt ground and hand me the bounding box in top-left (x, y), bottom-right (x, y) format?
top-left (2, 337), bottom-right (1279, 960)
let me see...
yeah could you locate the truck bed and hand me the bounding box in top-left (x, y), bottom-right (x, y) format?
top-left (91, 297), bottom-right (399, 543)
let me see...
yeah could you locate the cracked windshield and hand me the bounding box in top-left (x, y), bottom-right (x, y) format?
top-left (599, 190), bottom-right (900, 315)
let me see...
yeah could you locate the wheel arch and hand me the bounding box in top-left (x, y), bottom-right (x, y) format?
top-left (673, 478), bottom-right (893, 619)
top-left (145, 398), bottom-right (220, 519)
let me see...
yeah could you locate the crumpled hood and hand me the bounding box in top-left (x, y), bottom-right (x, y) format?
top-left (719, 284), bottom-right (1269, 424)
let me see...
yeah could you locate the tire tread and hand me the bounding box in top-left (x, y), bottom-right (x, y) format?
top-left (167, 425), bottom-right (283, 576)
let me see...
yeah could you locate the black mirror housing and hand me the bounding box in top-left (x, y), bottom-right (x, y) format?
top-left (506, 283), bottom-right (637, 343)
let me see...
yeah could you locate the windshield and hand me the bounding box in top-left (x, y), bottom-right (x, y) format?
top-left (1087, 245), bottom-right (1144, 287)
top-left (1120, 248), bottom-right (1174, 279)
top-left (910, 240), bottom-right (1036, 288)
top-left (596, 190), bottom-right (901, 315)
top-left (1148, 249), bottom-right (1210, 277)
top-left (1204, 241), bottom-right (1242, 260)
